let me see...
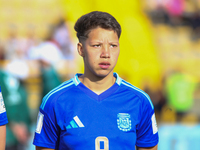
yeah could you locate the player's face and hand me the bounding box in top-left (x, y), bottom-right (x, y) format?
top-left (78, 27), bottom-right (120, 78)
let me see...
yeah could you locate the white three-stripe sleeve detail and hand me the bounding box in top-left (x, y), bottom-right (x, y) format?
top-left (73, 116), bottom-right (84, 127)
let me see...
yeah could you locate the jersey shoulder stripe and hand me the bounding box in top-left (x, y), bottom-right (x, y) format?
top-left (121, 80), bottom-right (154, 109)
top-left (41, 79), bottom-right (74, 110)
top-left (73, 73), bottom-right (80, 86)
top-left (114, 72), bottom-right (122, 85)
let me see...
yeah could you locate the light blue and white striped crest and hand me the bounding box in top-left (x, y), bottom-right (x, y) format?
top-left (117, 113), bottom-right (131, 132)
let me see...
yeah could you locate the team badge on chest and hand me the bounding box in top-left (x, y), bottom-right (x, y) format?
top-left (117, 113), bottom-right (131, 131)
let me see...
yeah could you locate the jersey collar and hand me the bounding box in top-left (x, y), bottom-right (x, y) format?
top-left (73, 72), bottom-right (122, 86)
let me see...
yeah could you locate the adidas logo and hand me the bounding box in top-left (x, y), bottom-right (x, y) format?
top-left (66, 116), bottom-right (85, 129)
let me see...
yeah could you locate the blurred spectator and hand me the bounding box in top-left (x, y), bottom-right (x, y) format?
top-left (144, 0), bottom-right (195, 27)
top-left (164, 0), bottom-right (184, 17)
top-left (0, 43), bottom-right (5, 60)
top-left (6, 60), bottom-right (29, 80)
top-left (0, 62), bottom-right (31, 150)
top-left (190, 12), bottom-right (200, 40)
top-left (53, 18), bottom-right (74, 60)
top-left (4, 25), bottom-right (19, 60)
top-left (164, 0), bottom-right (184, 26)
top-left (22, 25), bottom-right (40, 58)
top-left (28, 25), bottom-right (63, 102)
top-left (144, 0), bottom-right (170, 24)
top-left (3, 24), bottom-right (39, 60)
top-left (144, 86), bottom-right (166, 121)
top-left (164, 70), bottom-right (197, 122)
top-left (39, 58), bottom-right (62, 103)
top-left (28, 26), bottom-right (64, 66)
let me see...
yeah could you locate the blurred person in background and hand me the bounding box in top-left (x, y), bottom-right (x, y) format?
top-left (190, 11), bottom-right (200, 40)
top-left (28, 26), bottom-right (63, 104)
top-left (144, 0), bottom-right (185, 26)
top-left (28, 24), bottom-right (64, 67)
top-left (4, 24), bottom-right (38, 60)
top-left (53, 18), bottom-right (75, 60)
top-left (0, 86), bottom-right (8, 150)
top-left (4, 24), bottom-right (19, 60)
top-left (0, 61), bottom-right (31, 150)
top-left (164, 0), bottom-right (184, 26)
top-left (144, 85), bottom-right (166, 122)
top-left (144, 0), bottom-right (170, 25)
top-left (164, 69), bottom-right (197, 122)
top-left (38, 53), bottom-right (63, 104)
top-left (0, 43), bottom-right (6, 60)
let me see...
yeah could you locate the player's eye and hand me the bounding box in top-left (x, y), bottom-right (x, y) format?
top-left (110, 44), bottom-right (118, 48)
top-left (93, 44), bottom-right (101, 47)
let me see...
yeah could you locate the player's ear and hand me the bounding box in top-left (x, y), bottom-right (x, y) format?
top-left (77, 42), bottom-right (84, 57)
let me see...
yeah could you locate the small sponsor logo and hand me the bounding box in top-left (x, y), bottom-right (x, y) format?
top-left (117, 113), bottom-right (131, 132)
top-left (66, 116), bottom-right (84, 129)
top-left (35, 112), bottom-right (44, 134)
top-left (151, 113), bottom-right (158, 134)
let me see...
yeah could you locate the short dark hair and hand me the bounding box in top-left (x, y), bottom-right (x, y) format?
top-left (74, 11), bottom-right (121, 42)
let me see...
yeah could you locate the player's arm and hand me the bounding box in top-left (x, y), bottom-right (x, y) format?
top-left (136, 144), bottom-right (158, 150)
top-left (0, 125), bottom-right (6, 150)
top-left (36, 146), bottom-right (57, 150)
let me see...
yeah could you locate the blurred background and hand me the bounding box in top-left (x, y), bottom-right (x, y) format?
top-left (0, 0), bottom-right (200, 150)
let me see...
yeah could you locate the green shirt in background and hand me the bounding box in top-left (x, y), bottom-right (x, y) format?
top-left (165, 72), bottom-right (197, 112)
top-left (0, 70), bottom-right (31, 146)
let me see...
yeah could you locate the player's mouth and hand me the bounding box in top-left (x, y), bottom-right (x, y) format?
top-left (99, 62), bottom-right (110, 69)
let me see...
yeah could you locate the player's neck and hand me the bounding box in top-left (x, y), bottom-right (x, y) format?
top-left (79, 72), bottom-right (116, 95)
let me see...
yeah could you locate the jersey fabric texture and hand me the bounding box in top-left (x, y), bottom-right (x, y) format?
top-left (33, 73), bottom-right (158, 150)
top-left (0, 86), bottom-right (8, 126)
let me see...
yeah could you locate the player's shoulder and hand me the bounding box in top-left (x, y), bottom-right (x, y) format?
top-left (120, 79), bottom-right (154, 109)
top-left (40, 78), bottom-right (75, 111)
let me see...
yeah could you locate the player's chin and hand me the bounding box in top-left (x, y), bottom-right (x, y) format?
top-left (95, 69), bottom-right (113, 78)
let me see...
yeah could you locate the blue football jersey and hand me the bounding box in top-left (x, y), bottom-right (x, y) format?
top-left (0, 86), bottom-right (8, 126)
top-left (33, 73), bottom-right (158, 150)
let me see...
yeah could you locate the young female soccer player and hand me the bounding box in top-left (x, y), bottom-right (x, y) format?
top-left (33, 11), bottom-right (159, 150)
top-left (0, 86), bottom-right (8, 150)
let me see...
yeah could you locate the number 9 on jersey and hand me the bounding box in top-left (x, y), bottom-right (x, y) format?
top-left (95, 136), bottom-right (109, 150)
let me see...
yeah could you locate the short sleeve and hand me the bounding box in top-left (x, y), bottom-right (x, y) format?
top-left (33, 100), bottom-right (60, 149)
top-left (136, 96), bottom-right (159, 147)
top-left (0, 112), bottom-right (8, 126)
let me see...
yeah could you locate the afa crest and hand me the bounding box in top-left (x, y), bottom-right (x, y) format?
top-left (117, 113), bottom-right (131, 132)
